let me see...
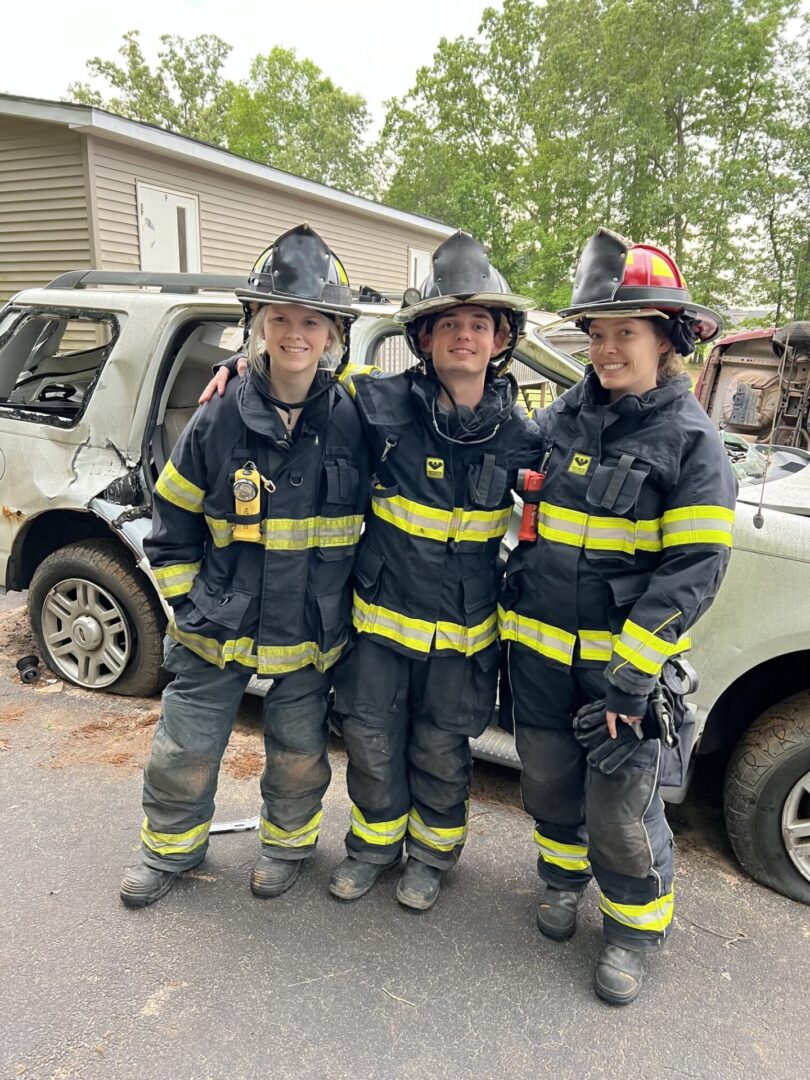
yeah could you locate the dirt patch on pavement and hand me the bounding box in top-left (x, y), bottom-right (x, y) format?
top-left (0, 604), bottom-right (35, 660)
top-left (223, 746), bottom-right (265, 779)
top-left (44, 707), bottom-right (161, 771)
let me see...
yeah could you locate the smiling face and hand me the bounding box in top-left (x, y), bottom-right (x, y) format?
top-left (586, 316), bottom-right (669, 399)
top-left (261, 303), bottom-right (333, 378)
top-left (419, 305), bottom-right (507, 381)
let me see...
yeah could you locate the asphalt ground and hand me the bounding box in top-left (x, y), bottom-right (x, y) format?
top-left (1, 596), bottom-right (809, 1080)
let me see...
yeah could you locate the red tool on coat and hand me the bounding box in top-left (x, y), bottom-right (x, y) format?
top-left (517, 448), bottom-right (553, 541)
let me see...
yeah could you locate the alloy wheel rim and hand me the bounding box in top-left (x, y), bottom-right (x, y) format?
top-left (781, 770), bottom-right (810, 884)
top-left (41, 577), bottom-right (132, 688)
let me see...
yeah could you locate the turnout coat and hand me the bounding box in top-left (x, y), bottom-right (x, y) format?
top-left (499, 369), bottom-right (737, 714)
top-left (145, 367), bottom-right (369, 676)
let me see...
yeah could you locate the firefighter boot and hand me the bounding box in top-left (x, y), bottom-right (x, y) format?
top-left (120, 864), bottom-right (180, 908)
top-left (329, 856), bottom-right (400, 901)
top-left (536, 886), bottom-right (584, 942)
top-left (594, 944), bottom-right (646, 1006)
top-left (396, 858), bottom-right (443, 911)
top-left (250, 854), bottom-right (301, 898)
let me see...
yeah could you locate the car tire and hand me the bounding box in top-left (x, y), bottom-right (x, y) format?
top-left (724, 693), bottom-right (810, 905)
top-left (29, 537), bottom-right (167, 697)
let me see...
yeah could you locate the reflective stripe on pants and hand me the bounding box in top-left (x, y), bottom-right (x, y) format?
top-left (139, 639), bottom-right (330, 871)
top-left (333, 635), bottom-right (496, 869)
top-left (507, 640), bottom-right (675, 950)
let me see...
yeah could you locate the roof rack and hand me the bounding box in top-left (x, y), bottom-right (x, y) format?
top-left (44, 271), bottom-right (403, 304)
top-left (45, 270), bottom-right (249, 294)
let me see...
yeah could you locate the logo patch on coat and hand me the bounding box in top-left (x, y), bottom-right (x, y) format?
top-left (568, 452), bottom-right (592, 476)
top-left (425, 457), bottom-right (445, 479)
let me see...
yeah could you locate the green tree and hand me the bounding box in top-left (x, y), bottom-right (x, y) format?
top-left (223, 48), bottom-right (374, 196)
top-left (67, 30), bottom-right (233, 146)
top-left (380, 0), bottom-right (801, 313)
top-left (66, 34), bottom-right (375, 195)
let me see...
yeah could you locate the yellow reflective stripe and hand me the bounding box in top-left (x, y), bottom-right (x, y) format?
top-left (141, 816), bottom-right (210, 856)
top-left (372, 493), bottom-right (510, 545)
top-left (578, 629), bottom-right (615, 662)
top-left (353, 593), bottom-right (435, 653)
top-left (533, 830), bottom-right (590, 871)
top-left (537, 502), bottom-right (663, 554)
top-left (408, 807), bottom-right (467, 852)
top-left (156, 460), bottom-right (205, 514)
top-left (612, 613), bottom-right (684, 677)
top-left (259, 810), bottom-right (322, 849)
top-left (152, 560), bottom-right (201, 599)
top-left (205, 515), bottom-right (363, 550)
top-left (205, 516), bottom-right (232, 547)
top-left (599, 889), bottom-right (674, 933)
top-left (338, 364), bottom-right (383, 399)
top-left (498, 606), bottom-right (576, 666)
top-left (662, 505), bottom-right (734, 548)
top-left (435, 613), bottom-right (497, 656)
top-left (168, 620), bottom-right (345, 674)
top-left (350, 804), bottom-right (408, 846)
top-left (537, 502), bottom-right (588, 547)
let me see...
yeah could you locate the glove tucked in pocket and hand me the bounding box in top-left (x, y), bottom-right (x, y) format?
top-left (572, 700), bottom-right (644, 775)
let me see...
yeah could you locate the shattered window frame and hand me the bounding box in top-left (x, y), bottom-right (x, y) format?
top-left (0, 305), bottom-right (121, 430)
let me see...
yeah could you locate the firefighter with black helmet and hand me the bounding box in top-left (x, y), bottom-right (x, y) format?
top-left (200, 230), bottom-right (542, 911)
top-left (327, 231), bottom-right (540, 910)
top-left (500, 228), bottom-right (737, 1003)
top-left (120, 224), bottom-right (369, 908)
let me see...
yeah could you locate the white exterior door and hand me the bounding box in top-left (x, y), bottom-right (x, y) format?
top-left (408, 247), bottom-right (432, 288)
top-left (137, 183), bottom-right (201, 273)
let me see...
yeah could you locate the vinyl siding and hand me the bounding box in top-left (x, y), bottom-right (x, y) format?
top-left (89, 136), bottom-right (446, 293)
top-left (0, 117), bottom-right (92, 305)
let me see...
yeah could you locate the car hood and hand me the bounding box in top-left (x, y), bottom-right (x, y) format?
top-left (734, 445), bottom-right (810, 516)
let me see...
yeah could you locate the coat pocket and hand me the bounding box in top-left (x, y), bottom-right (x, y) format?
top-left (354, 545), bottom-right (385, 593)
top-left (184, 577), bottom-right (253, 632)
top-left (325, 458), bottom-right (360, 505)
top-left (586, 454), bottom-right (650, 515)
top-left (462, 569), bottom-right (498, 618)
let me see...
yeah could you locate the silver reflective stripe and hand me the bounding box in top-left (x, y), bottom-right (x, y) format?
top-left (599, 890), bottom-right (674, 932)
top-left (350, 805), bottom-right (408, 844)
top-left (435, 614), bottom-right (497, 655)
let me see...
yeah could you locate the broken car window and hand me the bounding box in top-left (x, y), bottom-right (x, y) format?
top-left (0, 311), bottom-right (118, 426)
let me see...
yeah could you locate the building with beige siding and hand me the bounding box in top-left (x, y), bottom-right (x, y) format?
top-left (0, 94), bottom-right (454, 305)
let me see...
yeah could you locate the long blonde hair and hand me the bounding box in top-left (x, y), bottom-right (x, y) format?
top-left (245, 304), bottom-right (346, 377)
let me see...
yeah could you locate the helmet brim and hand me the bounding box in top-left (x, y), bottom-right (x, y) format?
top-left (394, 292), bottom-right (533, 325)
top-left (557, 298), bottom-right (723, 342)
top-left (234, 288), bottom-right (358, 319)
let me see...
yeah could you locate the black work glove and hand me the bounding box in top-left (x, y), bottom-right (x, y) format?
top-left (572, 700), bottom-right (644, 775)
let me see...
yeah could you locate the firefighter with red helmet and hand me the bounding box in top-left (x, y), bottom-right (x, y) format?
top-left (500, 228), bottom-right (737, 1004)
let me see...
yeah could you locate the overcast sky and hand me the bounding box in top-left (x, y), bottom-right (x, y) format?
top-left (1, 0), bottom-right (498, 130)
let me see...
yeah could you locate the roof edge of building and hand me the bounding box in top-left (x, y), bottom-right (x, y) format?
top-left (0, 93), bottom-right (454, 238)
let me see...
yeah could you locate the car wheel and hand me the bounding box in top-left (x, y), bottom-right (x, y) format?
top-left (724, 693), bottom-right (810, 904)
top-left (29, 537), bottom-right (166, 697)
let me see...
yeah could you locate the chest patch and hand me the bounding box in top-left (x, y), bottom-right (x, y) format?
top-left (567, 451), bottom-right (592, 476)
top-left (425, 456), bottom-right (445, 480)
